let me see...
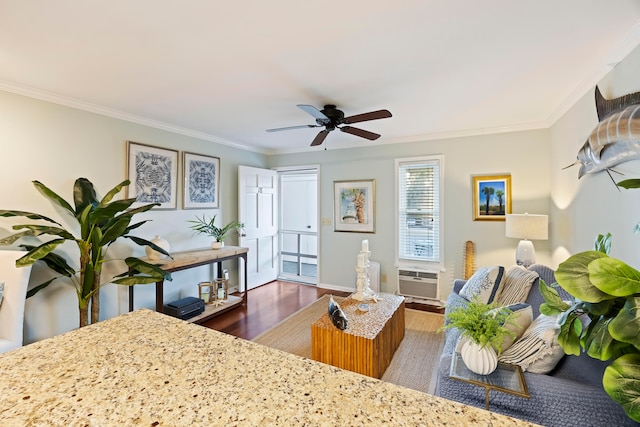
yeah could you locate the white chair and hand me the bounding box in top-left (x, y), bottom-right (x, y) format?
top-left (0, 250), bottom-right (32, 354)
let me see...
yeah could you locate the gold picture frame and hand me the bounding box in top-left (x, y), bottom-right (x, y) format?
top-left (472, 174), bottom-right (512, 221)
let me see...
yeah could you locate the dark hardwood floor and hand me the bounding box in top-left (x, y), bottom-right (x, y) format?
top-left (200, 280), bottom-right (443, 340)
top-left (200, 280), bottom-right (350, 340)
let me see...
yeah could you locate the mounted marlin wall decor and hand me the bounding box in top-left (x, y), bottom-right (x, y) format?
top-left (565, 86), bottom-right (640, 185)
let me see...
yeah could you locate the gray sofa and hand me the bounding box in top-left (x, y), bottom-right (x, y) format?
top-left (435, 264), bottom-right (639, 427)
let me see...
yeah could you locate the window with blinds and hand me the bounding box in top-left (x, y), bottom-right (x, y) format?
top-left (396, 156), bottom-right (442, 264)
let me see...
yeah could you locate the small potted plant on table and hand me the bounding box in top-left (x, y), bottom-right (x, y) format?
top-left (440, 297), bottom-right (515, 375)
top-left (188, 214), bottom-right (244, 249)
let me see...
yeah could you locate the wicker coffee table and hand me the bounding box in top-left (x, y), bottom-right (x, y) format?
top-left (311, 294), bottom-right (405, 378)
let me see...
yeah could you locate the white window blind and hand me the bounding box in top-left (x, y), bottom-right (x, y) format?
top-left (397, 157), bottom-right (442, 263)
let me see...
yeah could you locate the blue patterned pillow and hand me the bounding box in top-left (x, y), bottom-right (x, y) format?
top-left (459, 266), bottom-right (505, 304)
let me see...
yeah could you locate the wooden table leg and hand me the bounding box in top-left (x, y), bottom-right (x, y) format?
top-left (156, 280), bottom-right (165, 312)
top-left (485, 387), bottom-right (490, 410)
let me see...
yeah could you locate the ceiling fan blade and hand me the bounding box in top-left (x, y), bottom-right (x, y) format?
top-left (310, 129), bottom-right (331, 146)
top-left (297, 104), bottom-right (330, 121)
top-left (343, 109), bottom-right (392, 124)
top-left (340, 126), bottom-right (380, 141)
top-left (266, 124), bottom-right (320, 133)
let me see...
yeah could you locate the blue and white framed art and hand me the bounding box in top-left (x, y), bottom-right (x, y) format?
top-left (183, 151), bottom-right (220, 209)
top-left (126, 141), bottom-right (178, 210)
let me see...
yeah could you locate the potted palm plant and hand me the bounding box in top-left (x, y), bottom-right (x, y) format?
top-left (440, 297), bottom-right (515, 374)
top-left (0, 178), bottom-right (172, 327)
top-left (188, 214), bottom-right (243, 249)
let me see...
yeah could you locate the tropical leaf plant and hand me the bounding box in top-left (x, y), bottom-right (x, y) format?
top-left (0, 178), bottom-right (172, 327)
top-left (540, 239), bottom-right (640, 422)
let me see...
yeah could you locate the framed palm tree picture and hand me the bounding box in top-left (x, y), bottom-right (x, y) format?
top-left (472, 174), bottom-right (511, 221)
top-left (334, 179), bottom-right (376, 233)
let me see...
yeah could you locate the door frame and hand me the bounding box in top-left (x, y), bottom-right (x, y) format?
top-left (275, 165), bottom-right (320, 285)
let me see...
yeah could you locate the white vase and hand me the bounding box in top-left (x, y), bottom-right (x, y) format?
top-left (212, 241), bottom-right (224, 250)
top-left (145, 235), bottom-right (170, 260)
top-left (460, 339), bottom-right (498, 375)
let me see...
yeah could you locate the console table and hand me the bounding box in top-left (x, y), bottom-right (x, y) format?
top-left (128, 246), bottom-right (248, 322)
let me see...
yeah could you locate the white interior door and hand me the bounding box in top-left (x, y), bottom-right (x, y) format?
top-left (238, 165), bottom-right (278, 289)
top-left (279, 171), bottom-right (318, 284)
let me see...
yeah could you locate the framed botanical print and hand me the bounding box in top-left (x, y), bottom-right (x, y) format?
top-left (126, 141), bottom-right (178, 210)
top-left (334, 179), bottom-right (375, 233)
top-left (183, 151), bottom-right (220, 209)
top-left (472, 174), bottom-right (512, 221)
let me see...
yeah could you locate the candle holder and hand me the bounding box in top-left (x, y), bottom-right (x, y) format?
top-left (212, 278), bottom-right (229, 306)
top-left (352, 247), bottom-right (378, 302)
top-left (198, 281), bottom-right (214, 304)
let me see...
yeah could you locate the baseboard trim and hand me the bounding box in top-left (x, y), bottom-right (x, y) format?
top-left (317, 282), bottom-right (354, 293)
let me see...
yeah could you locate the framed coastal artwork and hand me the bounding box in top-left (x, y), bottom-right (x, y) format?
top-left (126, 141), bottom-right (178, 210)
top-left (472, 174), bottom-right (512, 221)
top-left (183, 151), bottom-right (220, 209)
top-left (334, 179), bottom-right (376, 233)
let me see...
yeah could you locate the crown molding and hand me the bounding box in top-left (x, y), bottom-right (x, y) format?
top-left (546, 20), bottom-right (640, 127)
top-left (0, 80), bottom-right (268, 155)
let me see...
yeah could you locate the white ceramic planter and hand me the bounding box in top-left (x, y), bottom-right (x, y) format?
top-left (460, 339), bottom-right (498, 375)
top-left (212, 241), bottom-right (224, 250)
top-left (145, 235), bottom-right (170, 260)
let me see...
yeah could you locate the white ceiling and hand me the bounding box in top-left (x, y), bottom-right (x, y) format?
top-left (2, 1), bottom-right (640, 154)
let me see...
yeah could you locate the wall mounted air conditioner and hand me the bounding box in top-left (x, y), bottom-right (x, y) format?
top-left (397, 267), bottom-right (440, 301)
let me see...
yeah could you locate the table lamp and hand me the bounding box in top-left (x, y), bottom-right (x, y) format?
top-left (505, 213), bottom-right (548, 267)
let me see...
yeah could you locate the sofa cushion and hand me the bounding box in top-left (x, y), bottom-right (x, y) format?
top-left (496, 302), bottom-right (533, 352)
top-left (498, 313), bottom-right (564, 373)
top-left (496, 266), bottom-right (538, 305)
top-left (459, 266), bottom-right (504, 304)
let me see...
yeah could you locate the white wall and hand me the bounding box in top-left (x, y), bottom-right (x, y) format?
top-left (268, 128), bottom-right (551, 298)
top-left (550, 43), bottom-right (640, 268)
top-left (0, 90), bottom-right (266, 343)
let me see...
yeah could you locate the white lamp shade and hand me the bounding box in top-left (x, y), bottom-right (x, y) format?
top-left (505, 214), bottom-right (548, 240)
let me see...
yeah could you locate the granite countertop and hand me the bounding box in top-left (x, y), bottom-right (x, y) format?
top-left (0, 309), bottom-right (538, 426)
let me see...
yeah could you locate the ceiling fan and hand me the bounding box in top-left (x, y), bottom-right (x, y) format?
top-left (266, 104), bottom-right (392, 146)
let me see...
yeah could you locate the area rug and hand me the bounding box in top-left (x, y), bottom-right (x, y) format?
top-left (252, 295), bottom-right (445, 395)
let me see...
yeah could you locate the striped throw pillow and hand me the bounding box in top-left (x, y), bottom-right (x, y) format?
top-left (496, 266), bottom-right (538, 305)
top-left (498, 313), bottom-right (565, 373)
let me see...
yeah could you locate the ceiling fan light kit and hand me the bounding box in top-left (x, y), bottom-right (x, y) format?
top-left (266, 104), bottom-right (392, 146)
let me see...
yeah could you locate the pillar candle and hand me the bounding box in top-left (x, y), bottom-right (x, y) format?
top-left (362, 239), bottom-right (369, 252)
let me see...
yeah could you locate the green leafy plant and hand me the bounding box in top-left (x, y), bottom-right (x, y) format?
top-left (540, 238), bottom-right (640, 423)
top-left (0, 178), bottom-right (172, 327)
top-left (188, 214), bottom-right (243, 242)
top-left (440, 297), bottom-right (516, 355)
